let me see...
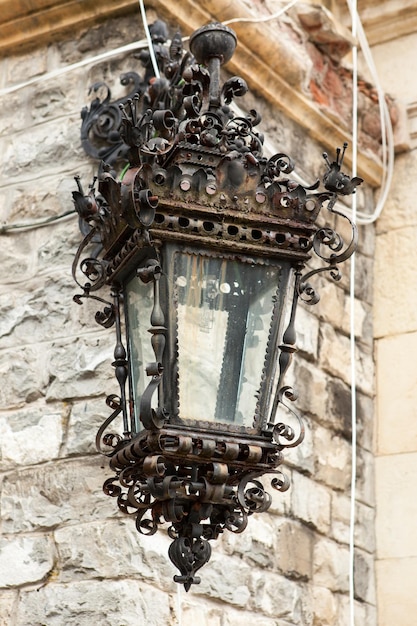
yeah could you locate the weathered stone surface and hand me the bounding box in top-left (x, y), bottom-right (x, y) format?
top-left (2, 116), bottom-right (83, 178)
top-left (1, 457), bottom-right (117, 532)
top-left (0, 590), bottom-right (18, 624)
top-left (309, 585), bottom-right (339, 626)
top-left (275, 518), bottom-right (314, 580)
top-left (195, 555), bottom-right (252, 607)
top-left (45, 333), bottom-right (115, 401)
top-left (313, 537), bottom-right (349, 593)
top-left (356, 390), bottom-right (374, 453)
top-left (16, 579), bottom-right (171, 626)
top-left (295, 304), bottom-right (319, 360)
top-left (65, 397), bottom-right (111, 455)
top-left (250, 570), bottom-right (303, 620)
top-left (6, 47), bottom-right (47, 83)
top-left (294, 360), bottom-right (330, 424)
top-left (0, 535), bottom-right (54, 587)
top-left (354, 548), bottom-right (376, 604)
top-left (0, 344), bottom-right (49, 408)
top-left (221, 514), bottom-right (275, 569)
top-left (291, 471), bottom-right (331, 534)
top-left (314, 282), bottom-right (370, 343)
top-left (314, 424), bottom-right (352, 490)
top-left (319, 323), bottom-right (374, 395)
top-left (0, 405), bottom-right (63, 468)
top-left (356, 448), bottom-right (375, 507)
top-left (54, 518), bottom-right (175, 588)
top-left (0, 276), bottom-right (74, 349)
top-left (331, 492), bottom-right (376, 555)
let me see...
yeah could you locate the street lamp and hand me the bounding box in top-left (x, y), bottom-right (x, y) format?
top-left (72, 21), bottom-right (360, 590)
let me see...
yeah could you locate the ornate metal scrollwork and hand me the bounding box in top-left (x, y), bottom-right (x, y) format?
top-left (72, 19), bottom-right (361, 590)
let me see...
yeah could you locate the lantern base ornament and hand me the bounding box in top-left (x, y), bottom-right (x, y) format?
top-left (103, 425), bottom-right (295, 589)
top-left (72, 20), bottom-right (360, 589)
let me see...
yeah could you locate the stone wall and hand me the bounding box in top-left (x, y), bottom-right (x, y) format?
top-left (0, 8), bottom-right (377, 626)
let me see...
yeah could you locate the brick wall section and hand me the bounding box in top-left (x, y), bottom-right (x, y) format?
top-left (0, 11), bottom-right (377, 626)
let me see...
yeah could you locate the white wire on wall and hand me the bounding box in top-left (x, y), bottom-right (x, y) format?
top-left (348, 0), bottom-right (359, 621)
top-left (138, 0), bottom-right (160, 78)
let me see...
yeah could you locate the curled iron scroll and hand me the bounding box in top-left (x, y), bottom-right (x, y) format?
top-left (298, 197), bottom-right (358, 304)
top-left (272, 386), bottom-right (305, 450)
top-left (95, 394), bottom-right (124, 455)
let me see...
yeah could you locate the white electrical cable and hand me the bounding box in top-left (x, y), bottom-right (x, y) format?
top-left (222, 0), bottom-right (299, 26)
top-left (138, 0), bottom-right (160, 78)
top-left (0, 39), bottom-right (150, 97)
top-left (348, 0), bottom-right (358, 620)
top-left (353, 14), bottom-right (394, 225)
top-left (344, 2), bottom-right (395, 225)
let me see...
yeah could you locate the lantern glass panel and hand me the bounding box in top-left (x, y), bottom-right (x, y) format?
top-left (170, 251), bottom-right (283, 428)
top-left (125, 275), bottom-right (155, 432)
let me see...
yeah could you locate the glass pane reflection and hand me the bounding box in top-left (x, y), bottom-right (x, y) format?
top-left (125, 276), bottom-right (155, 431)
top-left (174, 253), bottom-right (280, 427)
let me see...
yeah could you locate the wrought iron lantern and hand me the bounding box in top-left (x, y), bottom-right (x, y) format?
top-left (72, 21), bottom-right (360, 590)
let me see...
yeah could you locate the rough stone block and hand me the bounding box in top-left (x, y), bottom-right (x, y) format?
top-left (354, 548), bottom-right (376, 604)
top-left (309, 585), bottom-right (339, 626)
top-left (313, 537), bottom-right (349, 593)
top-left (315, 282), bottom-right (370, 344)
top-left (291, 471), bottom-right (331, 534)
top-left (294, 304), bottom-right (319, 360)
top-left (250, 570), bottom-right (303, 620)
top-left (195, 555), bottom-right (251, 607)
top-left (221, 514), bottom-right (275, 569)
top-left (0, 590), bottom-right (18, 624)
top-left (65, 397), bottom-right (111, 456)
top-left (0, 275), bottom-right (75, 349)
top-left (325, 376), bottom-right (352, 437)
top-left (0, 535), bottom-right (54, 587)
top-left (354, 501), bottom-right (376, 554)
top-left (0, 344), bottom-right (49, 408)
top-left (356, 448), bottom-right (375, 507)
top-left (222, 607), bottom-right (288, 626)
top-left (330, 493), bottom-right (376, 554)
top-left (331, 492), bottom-right (351, 546)
top-left (293, 359), bottom-right (329, 423)
top-left (0, 228), bottom-right (39, 286)
top-left (275, 518), bottom-right (314, 580)
top-left (54, 518), bottom-right (175, 589)
top-left (1, 457), bottom-right (117, 532)
top-left (45, 333), bottom-right (115, 401)
top-left (6, 48), bottom-right (47, 83)
top-left (356, 390), bottom-right (374, 453)
top-left (2, 116), bottom-right (84, 178)
top-left (0, 92), bottom-right (26, 134)
top-left (16, 579), bottom-right (171, 626)
top-left (180, 603), bottom-right (223, 626)
top-left (0, 406), bottom-right (63, 468)
top-left (314, 424), bottom-right (352, 490)
top-left (319, 323), bottom-right (373, 395)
